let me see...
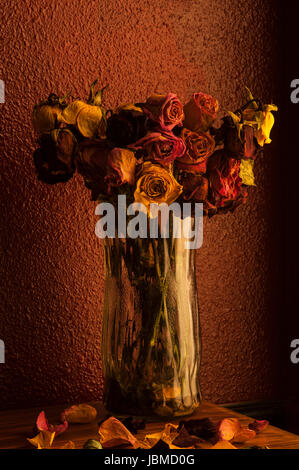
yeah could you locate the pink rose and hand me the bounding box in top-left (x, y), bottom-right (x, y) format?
top-left (142, 93), bottom-right (184, 130)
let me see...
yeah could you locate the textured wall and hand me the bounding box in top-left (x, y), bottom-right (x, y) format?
top-left (0, 0), bottom-right (281, 409)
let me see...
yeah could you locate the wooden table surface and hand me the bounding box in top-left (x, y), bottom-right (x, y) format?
top-left (0, 401), bottom-right (299, 449)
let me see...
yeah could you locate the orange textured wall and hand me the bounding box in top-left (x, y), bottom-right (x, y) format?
top-left (0, 0), bottom-right (281, 409)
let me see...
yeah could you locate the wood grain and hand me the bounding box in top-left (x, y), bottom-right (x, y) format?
top-left (0, 401), bottom-right (298, 449)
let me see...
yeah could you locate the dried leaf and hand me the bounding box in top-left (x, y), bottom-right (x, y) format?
top-left (27, 430), bottom-right (55, 449)
top-left (36, 411), bottom-right (68, 436)
top-left (61, 404), bottom-right (97, 424)
top-left (248, 419), bottom-right (269, 433)
top-left (98, 416), bottom-right (139, 449)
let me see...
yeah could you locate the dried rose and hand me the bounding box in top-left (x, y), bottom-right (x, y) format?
top-left (32, 93), bottom-right (68, 134)
top-left (142, 93), bottom-right (184, 130)
top-left (175, 128), bottom-right (215, 174)
top-left (183, 92), bottom-right (219, 132)
top-left (207, 150), bottom-right (242, 208)
top-left (61, 404), bottom-right (97, 424)
top-left (106, 106), bottom-right (148, 147)
top-left (180, 173), bottom-right (209, 202)
top-left (223, 116), bottom-right (262, 159)
top-left (75, 140), bottom-right (110, 200)
top-left (134, 162), bottom-right (183, 215)
top-left (33, 128), bottom-right (76, 184)
top-left (106, 148), bottom-right (136, 187)
top-left (129, 130), bottom-right (186, 166)
top-left (36, 411), bottom-right (68, 436)
top-left (61, 100), bottom-right (106, 139)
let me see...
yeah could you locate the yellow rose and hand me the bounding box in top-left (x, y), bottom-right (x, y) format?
top-left (61, 100), bottom-right (106, 139)
top-left (134, 162), bottom-right (182, 215)
top-left (229, 88), bottom-right (278, 147)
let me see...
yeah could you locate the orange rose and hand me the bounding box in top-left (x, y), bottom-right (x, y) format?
top-left (175, 128), bottom-right (215, 174)
top-left (183, 92), bottom-right (219, 132)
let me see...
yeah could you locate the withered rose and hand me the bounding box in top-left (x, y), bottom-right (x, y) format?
top-left (129, 130), bottom-right (185, 167)
top-left (207, 150), bottom-right (243, 208)
top-left (180, 172), bottom-right (209, 202)
top-left (142, 93), bottom-right (184, 130)
top-left (75, 140), bottom-right (110, 200)
top-left (106, 148), bottom-right (136, 187)
top-left (183, 92), bottom-right (219, 132)
top-left (223, 116), bottom-right (262, 159)
top-left (175, 128), bottom-right (215, 174)
top-left (106, 106), bottom-right (148, 147)
top-left (134, 162), bottom-right (183, 214)
top-left (34, 128), bottom-right (76, 184)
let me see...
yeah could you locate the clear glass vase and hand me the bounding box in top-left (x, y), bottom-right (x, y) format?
top-left (101, 217), bottom-right (201, 418)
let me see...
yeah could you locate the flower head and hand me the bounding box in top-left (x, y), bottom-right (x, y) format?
top-left (134, 162), bottom-right (182, 215)
top-left (129, 130), bottom-right (185, 167)
top-left (175, 128), bottom-right (215, 174)
top-left (183, 92), bottom-right (219, 132)
top-left (142, 93), bottom-right (184, 130)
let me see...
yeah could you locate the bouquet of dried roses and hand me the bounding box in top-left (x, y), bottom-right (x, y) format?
top-left (32, 81), bottom-right (277, 216)
top-left (31, 83), bottom-right (278, 418)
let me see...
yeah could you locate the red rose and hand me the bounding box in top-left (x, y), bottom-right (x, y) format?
top-left (129, 130), bottom-right (185, 167)
top-left (207, 150), bottom-right (243, 208)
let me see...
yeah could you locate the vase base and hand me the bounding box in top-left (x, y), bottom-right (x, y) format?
top-left (103, 377), bottom-right (201, 419)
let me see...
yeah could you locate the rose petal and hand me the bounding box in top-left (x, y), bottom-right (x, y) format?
top-left (248, 419), bottom-right (269, 433)
top-left (27, 430), bottom-right (55, 449)
top-left (98, 416), bottom-right (139, 449)
top-left (211, 440), bottom-right (237, 449)
top-left (233, 428), bottom-right (256, 443)
top-left (61, 404), bottom-right (97, 424)
top-left (172, 425), bottom-right (203, 448)
top-left (36, 411), bottom-right (68, 436)
top-left (218, 418), bottom-right (241, 441)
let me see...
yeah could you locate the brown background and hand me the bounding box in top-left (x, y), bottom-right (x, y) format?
top-left (0, 0), bottom-right (290, 415)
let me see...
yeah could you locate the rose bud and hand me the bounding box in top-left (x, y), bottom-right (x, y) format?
top-left (183, 92), bottom-right (219, 132)
top-left (142, 93), bottom-right (184, 130)
top-left (129, 130), bottom-right (185, 167)
top-left (180, 172), bottom-right (209, 202)
top-left (207, 149), bottom-right (242, 208)
top-left (33, 128), bottom-right (76, 184)
top-left (32, 95), bottom-right (65, 135)
top-left (106, 105), bottom-right (148, 147)
top-left (223, 116), bottom-right (262, 159)
top-left (75, 140), bottom-right (110, 200)
top-left (175, 128), bottom-right (215, 174)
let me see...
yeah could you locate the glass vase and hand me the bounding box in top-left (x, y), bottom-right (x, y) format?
top-left (101, 217), bottom-right (201, 418)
